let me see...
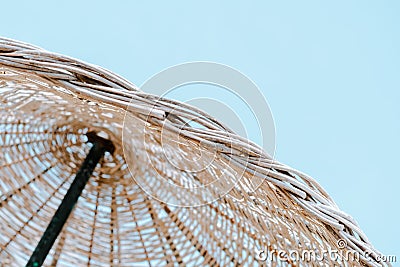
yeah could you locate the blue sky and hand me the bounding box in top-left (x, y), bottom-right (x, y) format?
top-left (1, 1), bottom-right (399, 258)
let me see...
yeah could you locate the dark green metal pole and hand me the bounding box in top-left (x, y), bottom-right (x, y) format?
top-left (26, 132), bottom-right (115, 267)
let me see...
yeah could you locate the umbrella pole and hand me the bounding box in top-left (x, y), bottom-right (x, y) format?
top-left (26, 132), bottom-right (115, 267)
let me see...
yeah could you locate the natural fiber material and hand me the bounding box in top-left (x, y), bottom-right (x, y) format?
top-left (0, 37), bottom-right (388, 266)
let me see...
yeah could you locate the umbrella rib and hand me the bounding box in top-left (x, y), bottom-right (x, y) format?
top-left (208, 203), bottom-right (253, 265)
top-left (145, 200), bottom-right (173, 266)
top-left (141, 171), bottom-right (232, 265)
top-left (87, 186), bottom-right (99, 267)
top-left (122, 188), bottom-right (153, 267)
top-left (146, 201), bottom-right (184, 265)
top-left (0, 174), bottom-right (70, 251)
top-left (162, 204), bottom-right (221, 267)
top-left (0, 161), bottom-right (56, 206)
top-left (110, 185), bottom-right (119, 266)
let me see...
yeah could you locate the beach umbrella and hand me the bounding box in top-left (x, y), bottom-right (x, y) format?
top-left (0, 37), bottom-right (388, 266)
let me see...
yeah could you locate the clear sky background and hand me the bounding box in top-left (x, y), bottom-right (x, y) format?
top-left (1, 1), bottom-right (399, 258)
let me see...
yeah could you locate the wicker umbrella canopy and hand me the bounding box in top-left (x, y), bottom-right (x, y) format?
top-left (0, 37), bottom-right (388, 267)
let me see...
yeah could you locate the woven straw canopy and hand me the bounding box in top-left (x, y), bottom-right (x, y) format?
top-left (0, 37), bottom-right (388, 267)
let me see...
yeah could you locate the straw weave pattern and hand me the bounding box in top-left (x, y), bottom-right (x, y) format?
top-left (0, 37), bottom-right (388, 266)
